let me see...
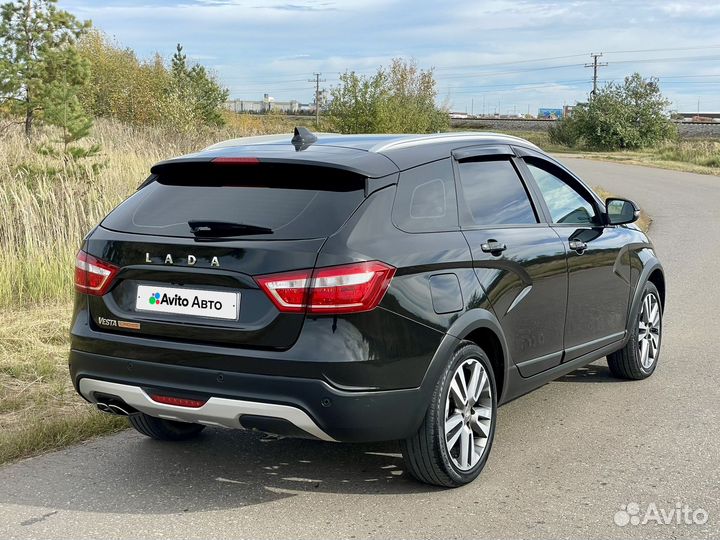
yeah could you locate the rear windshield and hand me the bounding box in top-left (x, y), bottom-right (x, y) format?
top-left (101, 164), bottom-right (366, 240)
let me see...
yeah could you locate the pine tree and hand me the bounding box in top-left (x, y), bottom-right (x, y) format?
top-left (162, 43), bottom-right (229, 130)
top-left (0, 0), bottom-right (90, 139)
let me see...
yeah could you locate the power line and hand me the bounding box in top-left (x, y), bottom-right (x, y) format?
top-left (445, 79), bottom-right (592, 92)
top-left (607, 54), bottom-right (720, 65)
top-left (605, 45), bottom-right (720, 55)
top-left (228, 69), bottom-right (720, 95)
top-left (216, 45), bottom-right (720, 84)
top-left (308, 73), bottom-right (326, 127)
top-left (433, 53), bottom-right (590, 71)
top-left (585, 53), bottom-right (608, 97)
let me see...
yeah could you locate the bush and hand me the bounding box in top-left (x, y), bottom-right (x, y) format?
top-left (78, 31), bottom-right (168, 127)
top-left (328, 58), bottom-right (448, 134)
top-left (548, 117), bottom-right (580, 147)
top-left (550, 73), bottom-right (677, 150)
top-left (78, 33), bottom-right (228, 131)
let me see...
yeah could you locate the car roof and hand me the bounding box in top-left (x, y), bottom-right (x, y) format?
top-left (151, 131), bottom-right (542, 179)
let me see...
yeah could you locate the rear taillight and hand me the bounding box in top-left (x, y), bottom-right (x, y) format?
top-left (74, 250), bottom-right (119, 296)
top-left (255, 261), bottom-right (396, 314)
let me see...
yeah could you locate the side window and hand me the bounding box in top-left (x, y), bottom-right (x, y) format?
top-left (393, 159), bottom-right (458, 232)
top-left (525, 160), bottom-right (598, 225)
top-left (457, 158), bottom-right (537, 226)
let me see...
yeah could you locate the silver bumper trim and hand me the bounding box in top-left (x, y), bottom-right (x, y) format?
top-left (78, 378), bottom-right (336, 442)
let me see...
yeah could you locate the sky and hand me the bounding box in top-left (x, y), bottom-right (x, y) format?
top-left (59, 0), bottom-right (720, 114)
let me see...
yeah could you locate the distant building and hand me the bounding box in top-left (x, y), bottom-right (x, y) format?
top-left (538, 108), bottom-right (563, 119)
top-left (675, 112), bottom-right (720, 122)
top-left (225, 96), bottom-right (312, 114)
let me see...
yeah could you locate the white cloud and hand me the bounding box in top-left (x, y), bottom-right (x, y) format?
top-left (60, 0), bottom-right (720, 111)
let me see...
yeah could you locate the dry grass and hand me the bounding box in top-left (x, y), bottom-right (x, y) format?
top-left (0, 116), bottom-right (302, 464)
top-left (0, 304), bottom-right (127, 463)
top-left (452, 127), bottom-right (720, 177)
top-left (552, 138), bottom-right (720, 177)
top-left (0, 117), bottom-right (654, 464)
top-left (0, 116), bottom-right (300, 309)
top-left (564, 149), bottom-right (720, 177)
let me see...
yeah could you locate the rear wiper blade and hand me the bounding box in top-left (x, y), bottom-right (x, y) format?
top-left (188, 220), bottom-right (273, 237)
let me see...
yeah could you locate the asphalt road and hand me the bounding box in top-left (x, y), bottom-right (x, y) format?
top-left (1, 158), bottom-right (718, 539)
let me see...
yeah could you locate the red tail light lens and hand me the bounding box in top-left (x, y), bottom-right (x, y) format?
top-left (211, 157), bottom-right (260, 165)
top-left (74, 250), bottom-right (120, 296)
top-left (149, 394), bottom-right (207, 408)
top-left (255, 269), bottom-right (313, 313)
top-left (309, 262), bottom-right (396, 313)
top-left (255, 261), bottom-right (396, 314)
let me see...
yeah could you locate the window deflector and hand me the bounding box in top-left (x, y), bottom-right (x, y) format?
top-left (452, 144), bottom-right (515, 162)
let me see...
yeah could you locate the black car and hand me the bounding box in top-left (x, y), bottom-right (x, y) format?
top-left (70, 129), bottom-right (665, 487)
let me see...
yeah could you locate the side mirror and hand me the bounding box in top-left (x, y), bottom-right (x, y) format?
top-left (605, 197), bottom-right (640, 225)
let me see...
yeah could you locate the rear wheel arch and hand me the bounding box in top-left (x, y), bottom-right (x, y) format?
top-left (436, 309), bottom-right (510, 405)
top-left (462, 327), bottom-right (505, 403)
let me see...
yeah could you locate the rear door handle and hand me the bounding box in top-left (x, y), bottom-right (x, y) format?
top-left (481, 240), bottom-right (507, 255)
top-left (569, 239), bottom-right (587, 253)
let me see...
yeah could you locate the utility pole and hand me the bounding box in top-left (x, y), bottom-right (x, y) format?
top-left (308, 73), bottom-right (326, 128)
top-left (585, 53), bottom-right (608, 98)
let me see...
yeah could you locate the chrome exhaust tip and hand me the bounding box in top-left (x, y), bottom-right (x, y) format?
top-left (96, 402), bottom-right (112, 414)
top-left (95, 400), bottom-right (134, 416)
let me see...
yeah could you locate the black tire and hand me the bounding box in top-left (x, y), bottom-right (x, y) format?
top-left (607, 281), bottom-right (662, 380)
top-left (401, 342), bottom-right (497, 488)
top-left (128, 412), bottom-right (206, 441)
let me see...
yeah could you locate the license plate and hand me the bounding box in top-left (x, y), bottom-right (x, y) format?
top-left (136, 285), bottom-right (239, 321)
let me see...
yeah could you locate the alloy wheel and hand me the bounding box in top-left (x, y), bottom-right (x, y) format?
top-left (444, 358), bottom-right (493, 471)
top-left (638, 292), bottom-right (661, 369)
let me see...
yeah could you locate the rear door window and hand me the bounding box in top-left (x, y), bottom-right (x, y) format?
top-left (457, 158), bottom-right (538, 226)
top-left (101, 164), bottom-right (365, 240)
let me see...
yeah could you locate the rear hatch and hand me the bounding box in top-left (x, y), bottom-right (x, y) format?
top-left (85, 161), bottom-right (366, 349)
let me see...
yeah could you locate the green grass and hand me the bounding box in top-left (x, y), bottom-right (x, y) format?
top-left (648, 139), bottom-right (720, 169)
top-left (452, 127), bottom-right (720, 176)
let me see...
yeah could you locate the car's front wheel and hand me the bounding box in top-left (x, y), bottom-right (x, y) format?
top-left (128, 413), bottom-right (206, 441)
top-left (607, 281), bottom-right (663, 380)
top-left (401, 342), bottom-right (497, 487)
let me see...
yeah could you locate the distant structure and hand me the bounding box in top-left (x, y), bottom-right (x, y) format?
top-left (225, 94), bottom-right (313, 114)
top-left (225, 90), bottom-right (328, 115)
top-left (675, 112), bottom-right (720, 123)
top-left (537, 108), bottom-right (563, 119)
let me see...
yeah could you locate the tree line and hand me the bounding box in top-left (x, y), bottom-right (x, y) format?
top-left (1, 0), bottom-right (677, 153)
top-left (0, 0), bottom-right (228, 155)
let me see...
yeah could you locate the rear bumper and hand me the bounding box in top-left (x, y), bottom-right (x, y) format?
top-left (70, 349), bottom-right (431, 443)
top-left (79, 378), bottom-right (336, 441)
